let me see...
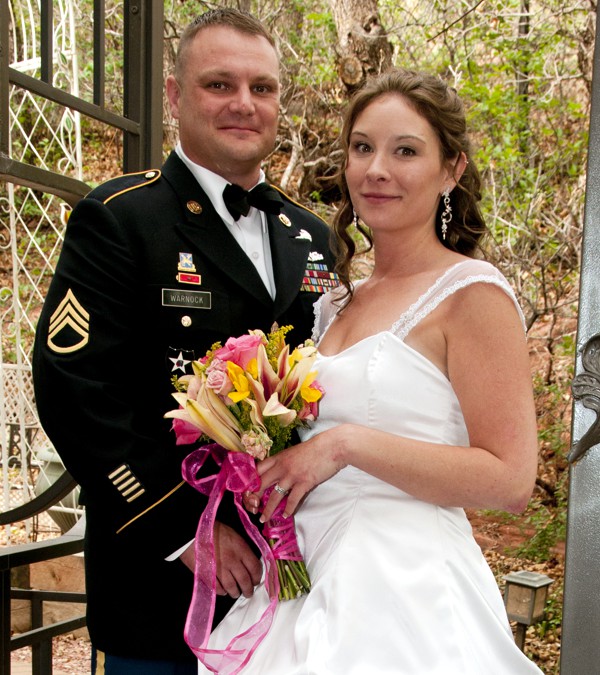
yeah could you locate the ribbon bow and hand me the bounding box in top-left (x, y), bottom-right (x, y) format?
top-left (182, 444), bottom-right (280, 674)
top-left (223, 182), bottom-right (284, 221)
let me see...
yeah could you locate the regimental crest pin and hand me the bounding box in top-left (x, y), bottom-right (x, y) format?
top-left (279, 213), bottom-right (292, 227)
top-left (178, 252), bottom-right (196, 272)
top-left (47, 289), bottom-right (90, 354)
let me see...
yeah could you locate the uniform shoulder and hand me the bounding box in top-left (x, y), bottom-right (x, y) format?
top-left (88, 169), bottom-right (162, 205)
top-left (271, 185), bottom-right (328, 226)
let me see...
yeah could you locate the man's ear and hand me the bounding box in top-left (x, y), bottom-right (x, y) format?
top-left (165, 75), bottom-right (181, 120)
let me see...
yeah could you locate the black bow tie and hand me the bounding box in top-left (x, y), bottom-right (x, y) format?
top-left (223, 182), bottom-right (284, 221)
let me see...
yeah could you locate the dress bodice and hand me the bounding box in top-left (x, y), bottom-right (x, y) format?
top-left (302, 332), bottom-right (470, 448)
top-left (303, 259), bottom-right (524, 449)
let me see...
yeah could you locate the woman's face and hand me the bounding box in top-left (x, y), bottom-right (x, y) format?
top-left (345, 93), bottom-right (455, 238)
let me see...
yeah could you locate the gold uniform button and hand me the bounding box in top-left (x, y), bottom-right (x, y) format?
top-left (187, 201), bottom-right (202, 214)
top-left (181, 315), bottom-right (192, 327)
top-left (145, 171), bottom-right (157, 179)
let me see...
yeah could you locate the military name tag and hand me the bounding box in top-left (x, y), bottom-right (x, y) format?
top-left (162, 288), bottom-right (211, 309)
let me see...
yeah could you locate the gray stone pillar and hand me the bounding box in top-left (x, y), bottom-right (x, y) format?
top-left (561, 13), bottom-right (600, 673)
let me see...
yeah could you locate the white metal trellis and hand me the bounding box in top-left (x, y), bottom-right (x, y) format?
top-left (0, 0), bottom-right (84, 543)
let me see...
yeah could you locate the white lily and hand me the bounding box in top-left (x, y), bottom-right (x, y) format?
top-left (263, 392), bottom-right (297, 427)
top-left (166, 389), bottom-right (244, 452)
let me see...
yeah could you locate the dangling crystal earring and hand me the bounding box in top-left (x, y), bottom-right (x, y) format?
top-left (353, 209), bottom-right (359, 227)
top-left (440, 189), bottom-right (452, 241)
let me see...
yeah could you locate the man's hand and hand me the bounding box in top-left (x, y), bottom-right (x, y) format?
top-left (180, 521), bottom-right (262, 599)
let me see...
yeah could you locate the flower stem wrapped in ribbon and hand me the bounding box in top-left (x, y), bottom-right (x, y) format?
top-left (165, 325), bottom-right (323, 671)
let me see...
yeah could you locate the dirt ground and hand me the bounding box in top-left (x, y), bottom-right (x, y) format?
top-left (469, 511), bottom-right (563, 673)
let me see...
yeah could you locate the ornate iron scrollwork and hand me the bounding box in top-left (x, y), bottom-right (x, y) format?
top-left (570, 333), bottom-right (600, 463)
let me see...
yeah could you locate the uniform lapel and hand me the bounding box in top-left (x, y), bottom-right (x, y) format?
top-left (162, 152), bottom-right (273, 307)
top-left (267, 209), bottom-right (311, 315)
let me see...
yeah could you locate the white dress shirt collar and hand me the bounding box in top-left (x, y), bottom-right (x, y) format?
top-left (174, 143), bottom-right (275, 299)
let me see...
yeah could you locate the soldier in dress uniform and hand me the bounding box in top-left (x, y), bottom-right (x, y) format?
top-left (32, 8), bottom-right (337, 675)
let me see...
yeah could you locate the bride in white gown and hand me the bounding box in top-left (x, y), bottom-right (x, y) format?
top-left (200, 69), bottom-right (543, 674)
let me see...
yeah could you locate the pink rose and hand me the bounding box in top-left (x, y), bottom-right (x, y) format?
top-left (213, 333), bottom-right (264, 369)
top-left (185, 375), bottom-right (201, 400)
top-left (205, 358), bottom-right (234, 398)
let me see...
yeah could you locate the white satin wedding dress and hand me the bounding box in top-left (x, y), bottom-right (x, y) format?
top-left (201, 259), bottom-right (543, 674)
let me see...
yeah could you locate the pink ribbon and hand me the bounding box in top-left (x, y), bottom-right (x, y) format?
top-left (181, 444), bottom-right (279, 674)
top-left (261, 488), bottom-right (303, 561)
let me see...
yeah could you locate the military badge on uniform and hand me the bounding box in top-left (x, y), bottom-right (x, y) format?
top-left (177, 272), bottom-right (202, 285)
top-left (169, 350), bottom-right (192, 373)
top-left (166, 347), bottom-right (195, 376)
top-left (186, 200), bottom-right (202, 214)
top-left (108, 464), bottom-right (145, 503)
top-left (162, 288), bottom-right (211, 309)
top-left (300, 262), bottom-right (340, 293)
top-left (177, 252), bottom-right (202, 285)
top-left (295, 229), bottom-right (312, 241)
top-left (178, 253), bottom-right (196, 272)
top-left (47, 289), bottom-right (90, 354)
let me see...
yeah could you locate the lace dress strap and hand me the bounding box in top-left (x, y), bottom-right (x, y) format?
top-left (390, 259), bottom-right (526, 341)
top-left (311, 292), bottom-right (335, 344)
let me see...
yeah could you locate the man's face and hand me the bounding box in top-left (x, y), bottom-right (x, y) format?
top-left (166, 25), bottom-right (280, 188)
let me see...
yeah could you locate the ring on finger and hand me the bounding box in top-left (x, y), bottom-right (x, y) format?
top-left (273, 483), bottom-right (290, 496)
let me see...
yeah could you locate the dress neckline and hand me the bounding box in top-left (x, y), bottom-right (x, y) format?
top-left (317, 260), bottom-right (469, 358)
top-left (317, 331), bottom-right (382, 360)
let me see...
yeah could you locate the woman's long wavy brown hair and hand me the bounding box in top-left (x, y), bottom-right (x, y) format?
top-left (331, 68), bottom-right (488, 301)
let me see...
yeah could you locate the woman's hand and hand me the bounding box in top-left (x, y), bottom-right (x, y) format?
top-left (249, 426), bottom-right (349, 522)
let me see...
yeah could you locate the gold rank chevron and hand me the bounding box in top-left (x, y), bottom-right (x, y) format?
top-left (47, 288), bottom-right (90, 354)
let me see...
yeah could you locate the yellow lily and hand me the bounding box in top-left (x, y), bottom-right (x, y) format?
top-left (227, 361), bottom-right (251, 403)
top-left (278, 350), bottom-right (318, 405)
top-left (246, 357), bottom-right (258, 380)
top-left (300, 370), bottom-right (323, 403)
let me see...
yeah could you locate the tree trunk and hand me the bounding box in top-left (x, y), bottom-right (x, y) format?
top-left (328, 0), bottom-right (393, 92)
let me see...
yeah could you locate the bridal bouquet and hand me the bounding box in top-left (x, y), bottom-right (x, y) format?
top-left (166, 325), bottom-right (322, 602)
